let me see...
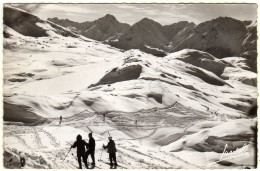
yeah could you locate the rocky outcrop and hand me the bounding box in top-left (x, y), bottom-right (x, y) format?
top-left (89, 64), bottom-right (142, 87)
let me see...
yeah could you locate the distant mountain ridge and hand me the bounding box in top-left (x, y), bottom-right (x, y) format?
top-left (36, 12), bottom-right (257, 72)
top-left (48, 14), bottom-right (131, 41)
top-left (48, 16), bottom-right (196, 57)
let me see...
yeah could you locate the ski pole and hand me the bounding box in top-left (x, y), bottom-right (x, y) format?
top-left (62, 148), bottom-right (71, 163)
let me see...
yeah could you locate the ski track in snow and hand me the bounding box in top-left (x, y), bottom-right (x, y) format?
top-left (38, 128), bottom-right (60, 148)
top-left (32, 127), bottom-right (46, 149)
top-left (13, 135), bottom-right (32, 150)
top-left (4, 96), bottom-right (255, 169)
top-left (4, 107), bottom-right (207, 169)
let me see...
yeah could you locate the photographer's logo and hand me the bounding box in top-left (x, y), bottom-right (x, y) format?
top-left (209, 143), bottom-right (249, 165)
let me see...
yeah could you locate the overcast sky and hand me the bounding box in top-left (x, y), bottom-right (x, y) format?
top-left (9, 3), bottom-right (257, 25)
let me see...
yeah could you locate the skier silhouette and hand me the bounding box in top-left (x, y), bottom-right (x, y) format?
top-left (86, 133), bottom-right (95, 165)
top-left (59, 115), bottom-right (62, 125)
top-left (19, 152), bottom-right (25, 167)
top-left (103, 136), bottom-right (117, 167)
top-left (103, 114), bottom-right (105, 123)
top-left (71, 134), bottom-right (89, 169)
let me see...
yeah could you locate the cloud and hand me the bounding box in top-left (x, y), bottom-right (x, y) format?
top-left (9, 4), bottom-right (42, 13)
top-left (37, 4), bottom-right (99, 15)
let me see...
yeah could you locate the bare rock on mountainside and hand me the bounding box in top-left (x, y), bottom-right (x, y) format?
top-left (4, 7), bottom-right (48, 37)
top-left (109, 19), bottom-right (196, 57)
top-left (89, 64), bottom-right (142, 87)
top-left (4, 6), bottom-right (77, 38)
top-left (170, 17), bottom-right (248, 58)
top-left (109, 18), bottom-right (169, 55)
top-left (109, 16), bottom-right (256, 70)
top-left (163, 21), bottom-right (196, 41)
top-left (48, 14), bottom-right (130, 41)
top-left (48, 14), bottom-right (256, 73)
top-left (84, 14), bottom-right (130, 41)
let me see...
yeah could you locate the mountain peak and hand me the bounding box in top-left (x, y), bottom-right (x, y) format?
top-left (140, 17), bottom-right (156, 23)
top-left (104, 14), bottom-right (116, 19)
top-left (96, 14), bottom-right (118, 24)
top-left (100, 14), bottom-right (117, 22)
top-left (135, 17), bottom-right (162, 27)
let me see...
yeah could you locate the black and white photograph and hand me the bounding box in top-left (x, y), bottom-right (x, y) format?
top-left (2, 2), bottom-right (258, 169)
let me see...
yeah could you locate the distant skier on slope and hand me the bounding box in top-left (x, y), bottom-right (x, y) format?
top-left (103, 136), bottom-right (117, 167)
top-left (19, 152), bottom-right (25, 167)
top-left (103, 114), bottom-right (105, 123)
top-left (59, 115), bottom-right (62, 125)
top-left (71, 134), bottom-right (89, 169)
top-left (86, 133), bottom-right (96, 165)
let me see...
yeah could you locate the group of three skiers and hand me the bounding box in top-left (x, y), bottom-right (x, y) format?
top-left (70, 133), bottom-right (117, 169)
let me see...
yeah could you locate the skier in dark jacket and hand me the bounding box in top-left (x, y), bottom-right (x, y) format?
top-left (86, 133), bottom-right (95, 165)
top-left (19, 152), bottom-right (25, 167)
top-left (59, 115), bottom-right (62, 125)
top-left (71, 134), bottom-right (89, 169)
top-left (103, 136), bottom-right (117, 166)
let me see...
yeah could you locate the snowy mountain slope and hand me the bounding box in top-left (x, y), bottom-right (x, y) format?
top-left (3, 5), bottom-right (123, 121)
top-left (162, 119), bottom-right (255, 153)
top-left (161, 118), bottom-right (256, 167)
top-left (4, 34), bottom-right (256, 120)
top-left (3, 5), bottom-right (257, 169)
top-left (4, 15), bottom-right (256, 120)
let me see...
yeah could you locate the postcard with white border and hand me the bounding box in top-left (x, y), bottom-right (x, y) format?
top-left (2, 1), bottom-right (258, 169)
